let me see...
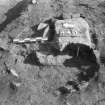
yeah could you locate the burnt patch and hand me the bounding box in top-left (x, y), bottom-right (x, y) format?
top-left (63, 43), bottom-right (100, 83)
top-left (24, 51), bottom-right (43, 66)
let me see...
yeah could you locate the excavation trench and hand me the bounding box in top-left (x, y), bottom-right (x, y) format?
top-left (24, 41), bottom-right (100, 83)
top-left (23, 18), bottom-right (100, 84)
top-left (11, 16), bottom-right (100, 92)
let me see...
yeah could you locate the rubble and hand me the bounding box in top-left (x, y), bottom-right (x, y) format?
top-left (36, 51), bottom-right (72, 65)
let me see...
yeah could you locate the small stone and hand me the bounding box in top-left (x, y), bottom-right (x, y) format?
top-left (10, 69), bottom-right (18, 77)
top-left (9, 82), bottom-right (17, 91)
top-left (37, 23), bottom-right (48, 30)
top-left (32, 0), bottom-right (37, 4)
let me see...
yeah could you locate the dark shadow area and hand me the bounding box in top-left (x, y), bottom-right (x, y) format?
top-left (31, 18), bottom-right (56, 41)
top-left (63, 43), bottom-right (97, 63)
top-left (98, 1), bottom-right (105, 8)
top-left (9, 82), bottom-right (18, 92)
top-left (31, 16), bottom-right (63, 39)
top-left (44, 19), bottom-right (56, 41)
top-left (0, 0), bottom-right (32, 32)
top-left (54, 14), bottom-right (64, 20)
top-left (91, 32), bottom-right (98, 48)
top-left (0, 47), bottom-right (9, 52)
top-left (80, 13), bottom-right (86, 18)
top-left (56, 86), bottom-right (70, 95)
top-left (31, 18), bottom-right (60, 56)
top-left (56, 81), bottom-right (80, 95)
top-left (63, 43), bottom-right (100, 83)
top-left (24, 51), bottom-right (43, 66)
top-left (31, 17), bottom-right (56, 41)
top-left (66, 81), bottom-right (80, 91)
top-left (77, 62), bottom-right (99, 82)
top-left (39, 42), bottom-right (60, 56)
top-left (100, 56), bottom-right (105, 65)
top-left (31, 24), bottom-right (45, 38)
top-left (77, 3), bottom-right (94, 9)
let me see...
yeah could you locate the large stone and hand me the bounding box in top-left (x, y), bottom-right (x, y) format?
top-left (55, 17), bottom-right (92, 51)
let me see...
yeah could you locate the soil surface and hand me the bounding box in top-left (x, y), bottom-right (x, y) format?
top-left (0, 0), bottom-right (105, 105)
